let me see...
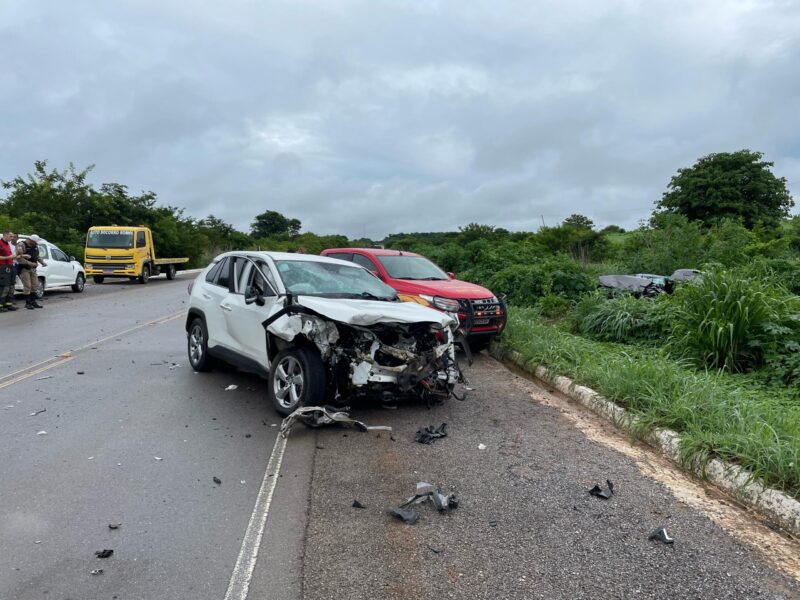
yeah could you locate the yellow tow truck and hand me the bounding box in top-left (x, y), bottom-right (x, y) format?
top-left (84, 226), bottom-right (189, 284)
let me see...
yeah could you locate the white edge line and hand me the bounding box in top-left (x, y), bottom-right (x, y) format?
top-left (224, 433), bottom-right (289, 600)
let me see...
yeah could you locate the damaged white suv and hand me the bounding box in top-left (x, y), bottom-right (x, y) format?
top-left (186, 252), bottom-right (460, 415)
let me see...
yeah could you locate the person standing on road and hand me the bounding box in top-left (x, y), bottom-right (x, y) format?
top-left (16, 235), bottom-right (46, 309)
top-left (0, 231), bottom-right (17, 312)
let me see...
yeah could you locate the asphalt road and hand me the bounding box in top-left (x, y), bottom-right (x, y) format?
top-left (2, 277), bottom-right (798, 600)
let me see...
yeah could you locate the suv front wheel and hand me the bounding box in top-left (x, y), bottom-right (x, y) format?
top-left (268, 347), bottom-right (326, 416)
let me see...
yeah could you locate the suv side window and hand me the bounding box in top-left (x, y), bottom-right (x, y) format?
top-left (136, 231), bottom-right (146, 248)
top-left (205, 260), bottom-right (223, 283)
top-left (325, 252), bottom-right (353, 262)
top-left (238, 258), bottom-right (277, 297)
top-left (206, 257), bottom-right (230, 288)
top-left (352, 253), bottom-right (377, 272)
top-left (255, 260), bottom-right (278, 294)
top-left (52, 248), bottom-right (69, 262)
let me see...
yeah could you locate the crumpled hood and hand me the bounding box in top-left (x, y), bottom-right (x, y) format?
top-left (286, 296), bottom-right (456, 328)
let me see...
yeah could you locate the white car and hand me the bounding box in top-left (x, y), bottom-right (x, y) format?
top-left (15, 235), bottom-right (86, 299)
top-left (185, 251), bottom-right (459, 415)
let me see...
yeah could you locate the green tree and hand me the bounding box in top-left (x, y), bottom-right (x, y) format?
top-left (250, 210), bottom-right (301, 238)
top-left (563, 214), bottom-right (594, 230)
top-left (657, 150), bottom-right (793, 229)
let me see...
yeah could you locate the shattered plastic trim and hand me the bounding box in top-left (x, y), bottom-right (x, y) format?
top-left (498, 347), bottom-right (800, 537)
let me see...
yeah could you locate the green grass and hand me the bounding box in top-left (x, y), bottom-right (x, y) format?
top-left (496, 307), bottom-right (800, 498)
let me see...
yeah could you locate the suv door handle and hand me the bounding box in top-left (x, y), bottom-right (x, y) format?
top-left (220, 303), bottom-right (233, 312)
top-left (202, 293), bottom-right (212, 300)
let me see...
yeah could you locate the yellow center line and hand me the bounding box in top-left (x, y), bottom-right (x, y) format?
top-left (0, 309), bottom-right (185, 389)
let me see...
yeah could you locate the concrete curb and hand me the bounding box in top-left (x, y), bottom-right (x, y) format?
top-left (494, 346), bottom-right (800, 537)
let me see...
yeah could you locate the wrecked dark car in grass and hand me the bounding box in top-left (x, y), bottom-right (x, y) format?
top-left (185, 252), bottom-right (460, 414)
top-left (598, 275), bottom-right (665, 298)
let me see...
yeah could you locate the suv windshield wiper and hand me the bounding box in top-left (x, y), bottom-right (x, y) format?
top-left (356, 291), bottom-right (394, 301)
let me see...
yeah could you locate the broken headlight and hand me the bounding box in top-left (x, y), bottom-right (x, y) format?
top-left (419, 294), bottom-right (460, 312)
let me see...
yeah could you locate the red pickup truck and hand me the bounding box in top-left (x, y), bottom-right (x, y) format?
top-left (320, 248), bottom-right (506, 352)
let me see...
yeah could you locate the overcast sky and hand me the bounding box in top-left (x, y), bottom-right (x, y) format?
top-left (2, 0), bottom-right (799, 239)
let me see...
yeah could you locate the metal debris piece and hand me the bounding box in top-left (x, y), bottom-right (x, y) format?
top-left (91, 569), bottom-right (104, 576)
top-left (649, 528), bottom-right (674, 544)
top-left (108, 523), bottom-right (121, 530)
top-left (352, 500), bottom-right (366, 509)
top-left (280, 406), bottom-right (392, 438)
top-left (94, 549), bottom-right (114, 558)
top-left (30, 409), bottom-right (46, 416)
top-left (36, 431), bottom-right (47, 436)
top-left (213, 477), bottom-right (222, 485)
top-left (153, 456), bottom-right (163, 461)
top-left (398, 481), bottom-right (459, 516)
top-left (589, 480), bottom-right (615, 500)
top-left (415, 423), bottom-right (448, 445)
top-left (388, 507), bottom-right (420, 524)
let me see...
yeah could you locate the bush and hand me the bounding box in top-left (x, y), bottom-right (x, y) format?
top-left (537, 294), bottom-right (571, 319)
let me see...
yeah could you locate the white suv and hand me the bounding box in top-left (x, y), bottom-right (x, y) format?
top-left (15, 235), bottom-right (86, 298)
top-left (186, 251), bottom-right (459, 415)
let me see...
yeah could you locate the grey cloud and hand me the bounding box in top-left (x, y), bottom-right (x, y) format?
top-left (1, 0), bottom-right (799, 238)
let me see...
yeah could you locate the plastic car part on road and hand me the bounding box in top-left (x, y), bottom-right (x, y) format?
top-left (280, 405), bottom-right (392, 438)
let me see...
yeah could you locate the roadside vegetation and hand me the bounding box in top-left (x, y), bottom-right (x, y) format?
top-left (3, 149), bottom-right (799, 496)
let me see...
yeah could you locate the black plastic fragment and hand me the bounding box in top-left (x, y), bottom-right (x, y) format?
top-left (388, 507), bottom-right (420, 524)
top-left (589, 480), bottom-right (614, 499)
top-left (649, 527), bottom-right (674, 544)
top-left (415, 423), bottom-right (448, 445)
top-left (108, 523), bottom-right (121, 530)
top-left (213, 477), bottom-right (222, 485)
top-left (428, 546), bottom-right (443, 554)
top-left (95, 549), bottom-right (113, 558)
top-left (352, 500), bottom-right (366, 509)
top-left (91, 569), bottom-right (104, 575)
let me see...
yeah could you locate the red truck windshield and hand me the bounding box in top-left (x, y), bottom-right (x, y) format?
top-left (377, 256), bottom-right (448, 280)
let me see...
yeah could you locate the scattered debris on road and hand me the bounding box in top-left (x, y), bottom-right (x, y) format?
top-left (36, 430), bottom-right (47, 436)
top-left (213, 476), bottom-right (222, 485)
top-left (589, 480), bottom-right (615, 500)
top-left (225, 384), bottom-right (238, 391)
top-left (153, 456), bottom-right (163, 461)
top-left (168, 362), bottom-right (181, 370)
top-left (477, 443), bottom-right (487, 450)
top-left (415, 423), bottom-right (448, 445)
top-left (77, 371), bottom-right (85, 375)
top-left (352, 500), bottom-right (366, 509)
top-left (34, 375), bottom-right (53, 381)
top-left (388, 506), bottom-right (420, 524)
top-left (280, 406), bottom-right (392, 438)
top-left (94, 549), bottom-right (114, 558)
top-left (91, 569), bottom-right (104, 576)
top-left (108, 523), bottom-right (121, 530)
top-left (30, 408), bottom-right (46, 416)
top-left (396, 481), bottom-right (459, 516)
top-left (649, 527), bottom-right (675, 544)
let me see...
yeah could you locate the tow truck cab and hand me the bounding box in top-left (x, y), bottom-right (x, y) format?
top-left (320, 247), bottom-right (506, 352)
top-left (84, 226), bottom-right (189, 284)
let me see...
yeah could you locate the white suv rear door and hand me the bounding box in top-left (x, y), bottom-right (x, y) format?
top-left (199, 256), bottom-right (238, 351)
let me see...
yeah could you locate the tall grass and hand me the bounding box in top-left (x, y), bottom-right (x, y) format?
top-left (571, 291), bottom-right (673, 343)
top-left (497, 307), bottom-right (800, 498)
top-left (670, 270), bottom-right (789, 372)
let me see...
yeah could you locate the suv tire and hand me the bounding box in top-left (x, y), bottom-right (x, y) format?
top-left (72, 273), bottom-right (85, 293)
top-left (187, 318), bottom-right (214, 372)
top-left (268, 346), bottom-right (326, 416)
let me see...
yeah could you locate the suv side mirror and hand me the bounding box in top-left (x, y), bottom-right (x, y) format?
top-left (69, 255), bottom-right (76, 262)
top-left (245, 287), bottom-right (266, 306)
top-left (447, 272), bottom-right (455, 279)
